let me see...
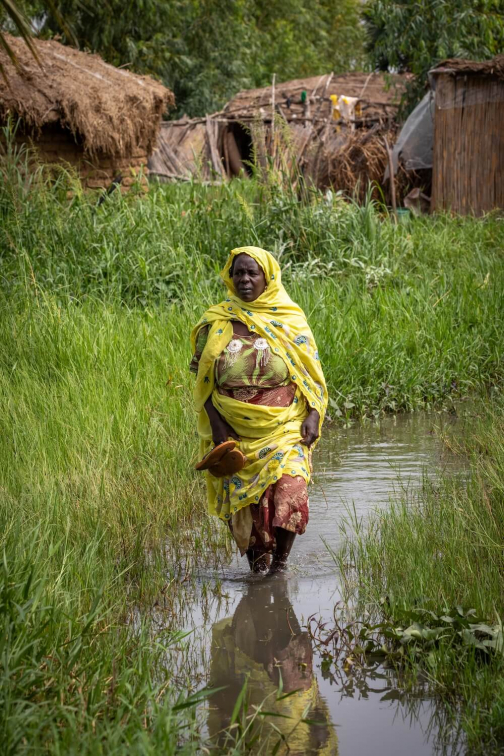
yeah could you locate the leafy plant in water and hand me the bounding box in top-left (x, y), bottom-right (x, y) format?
top-left (309, 604), bottom-right (503, 675)
top-left (363, 605), bottom-right (503, 662)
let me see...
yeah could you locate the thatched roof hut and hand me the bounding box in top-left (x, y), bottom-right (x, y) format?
top-left (0, 34), bottom-right (174, 192)
top-left (430, 55), bottom-right (504, 215)
top-left (222, 72), bottom-right (403, 123)
top-left (149, 72), bottom-right (408, 198)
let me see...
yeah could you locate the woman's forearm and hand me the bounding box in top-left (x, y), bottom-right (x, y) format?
top-left (204, 396), bottom-right (221, 424)
top-left (301, 407), bottom-right (320, 447)
top-left (205, 397), bottom-right (239, 443)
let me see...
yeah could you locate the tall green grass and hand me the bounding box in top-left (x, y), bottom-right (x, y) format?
top-left (2, 144), bottom-right (503, 417)
top-left (1, 142), bottom-right (504, 751)
top-left (0, 525), bottom-right (210, 755)
top-left (337, 405), bottom-right (504, 751)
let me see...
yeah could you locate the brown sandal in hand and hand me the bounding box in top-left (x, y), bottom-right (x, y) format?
top-left (195, 440), bottom-right (245, 478)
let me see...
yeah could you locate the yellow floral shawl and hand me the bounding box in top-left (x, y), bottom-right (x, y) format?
top-left (191, 247), bottom-right (327, 538)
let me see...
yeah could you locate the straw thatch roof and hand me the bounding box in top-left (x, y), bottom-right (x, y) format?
top-left (430, 55), bottom-right (504, 81)
top-left (223, 72), bottom-right (408, 123)
top-left (0, 34), bottom-right (174, 156)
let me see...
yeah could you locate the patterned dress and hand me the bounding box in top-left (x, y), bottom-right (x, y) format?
top-left (190, 324), bottom-right (309, 553)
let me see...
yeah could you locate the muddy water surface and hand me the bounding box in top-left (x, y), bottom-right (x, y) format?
top-left (168, 414), bottom-right (467, 755)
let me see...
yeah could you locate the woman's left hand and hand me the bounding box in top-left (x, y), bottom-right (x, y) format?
top-left (301, 409), bottom-right (320, 447)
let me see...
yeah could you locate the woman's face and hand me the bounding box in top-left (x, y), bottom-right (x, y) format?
top-left (232, 254), bottom-right (266, 302)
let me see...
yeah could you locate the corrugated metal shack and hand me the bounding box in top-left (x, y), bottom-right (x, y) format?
top-left (149, 72), bottom-right (408, 198)
top-left (430, 55), bottom-right (504, 215)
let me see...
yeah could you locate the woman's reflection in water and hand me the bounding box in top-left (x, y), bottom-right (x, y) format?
top-left (208, 576), bottom-right (338, 755)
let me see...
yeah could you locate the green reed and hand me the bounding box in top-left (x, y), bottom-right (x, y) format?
top-left (1, 140), bottom-right (504, 751)
top-left (336, 404), bottom-right (504, 751)
top-left (2, 149), bottom-right (503, 418)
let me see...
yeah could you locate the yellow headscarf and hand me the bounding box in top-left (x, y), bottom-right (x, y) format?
top-left (191, 247), bottom-right (327, 536)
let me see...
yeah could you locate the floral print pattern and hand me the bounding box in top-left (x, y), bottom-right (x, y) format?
top-left (229, 475), bottom-right (309, 553)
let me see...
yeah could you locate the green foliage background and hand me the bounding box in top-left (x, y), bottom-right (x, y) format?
top-left (2, 0), bottom-right (504, 116)
top-left (363, 0), bottom-right (504, 112)
top-left (18, 0), bottom-right (366, 117)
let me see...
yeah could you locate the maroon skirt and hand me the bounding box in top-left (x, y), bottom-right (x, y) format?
top-left (230, 474), bottom-right (309, 554)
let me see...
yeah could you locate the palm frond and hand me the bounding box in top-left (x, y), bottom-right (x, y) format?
top-left (41, 0), bottom-right (78, 47)
top-left (0, 0), bottom-right (41, 82)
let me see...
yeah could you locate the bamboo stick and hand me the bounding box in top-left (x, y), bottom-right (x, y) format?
top-left (383, 136), bottom-right (397, 221)
top-left (163, 113), bottom-right (387, 127)
top-left (271, 73), bottom-right (276, 142)
top-left (150, 171), bottom-right (223, 185)
top-left (205, 115), bottom-right (225, 177)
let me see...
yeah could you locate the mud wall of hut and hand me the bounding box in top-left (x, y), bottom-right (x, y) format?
top-left (431, 74), bottom-right (504, 215)
top-left (7, 124), bottom-right (149, 192)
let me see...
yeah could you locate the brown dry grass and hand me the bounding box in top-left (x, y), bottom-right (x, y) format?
top-left (432, 54), bottom-right (504, 80)
top-left (0, 34), bottom-right (174, 157)
top-left (317, 124), bottom-right (411, 204)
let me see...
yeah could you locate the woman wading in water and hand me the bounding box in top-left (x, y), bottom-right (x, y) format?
top-left (190, 247), bottom-right (327, 573)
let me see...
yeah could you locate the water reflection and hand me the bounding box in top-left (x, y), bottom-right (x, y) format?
top-left (159, 413), bottom-right (469, 754)
top-left (207, 575), bottom-right (338, 754)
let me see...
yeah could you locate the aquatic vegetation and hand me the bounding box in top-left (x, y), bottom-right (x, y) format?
top-left (310, 602), bottom-right (503, 694)
top-left (337, 405), bottom-right (504, 751)
top-left (0, 524), bottom-right (215, 754)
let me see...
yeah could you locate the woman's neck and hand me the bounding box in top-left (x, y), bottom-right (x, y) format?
top-left (232, 320), bottom-right (252, 337)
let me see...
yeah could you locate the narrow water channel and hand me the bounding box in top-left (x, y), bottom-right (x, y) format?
top-left (164, 413), bottom-right (467, 755)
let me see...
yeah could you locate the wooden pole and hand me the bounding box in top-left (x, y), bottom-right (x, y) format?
top-left (271, 73), bottom-right (276, 160)
top-left (384, 136), bottom-right (397, 222)
top-left (205, 115), bottom-right (225, 178)
top-left (222, 128), bottom-right (231, 178)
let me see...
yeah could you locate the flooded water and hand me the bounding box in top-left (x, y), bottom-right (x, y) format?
top-left (163, 413), bottom-right (469, 755)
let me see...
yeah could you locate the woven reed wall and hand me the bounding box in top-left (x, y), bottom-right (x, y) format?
top-left (432, 74), bottom-right (504, 215)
